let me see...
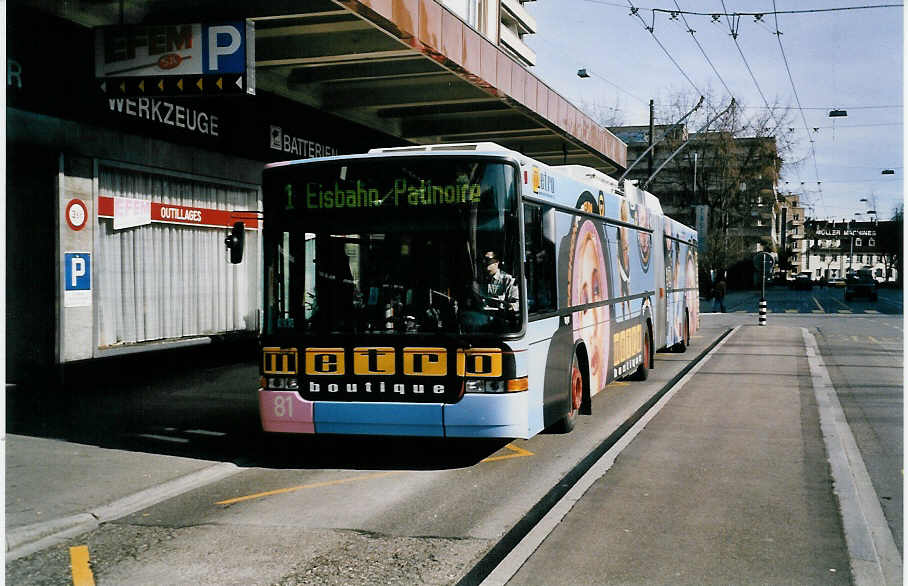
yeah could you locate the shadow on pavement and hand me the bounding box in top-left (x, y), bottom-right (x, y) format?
top-left (6, 340), bottom-right (505, 471)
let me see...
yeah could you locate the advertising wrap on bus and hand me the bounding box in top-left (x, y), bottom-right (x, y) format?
top-left (249, 144), bottom-right (699, 439)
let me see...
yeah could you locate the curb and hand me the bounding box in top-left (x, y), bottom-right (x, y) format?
top-left (802, 328), bottom-right (902, 585)
top-left (6, 461), bottom-right (241, 561)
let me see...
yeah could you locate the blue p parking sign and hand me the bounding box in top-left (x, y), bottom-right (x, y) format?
top-left (65, 253), bottom-right (91, 290)
top-left (64, 253), bottom-right (92, 307)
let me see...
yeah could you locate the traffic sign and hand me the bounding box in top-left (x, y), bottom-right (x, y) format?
top-left (752, 251), bottom-right (775, 271)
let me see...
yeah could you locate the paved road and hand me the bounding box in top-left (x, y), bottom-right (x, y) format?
top-left (702, 285), bottom-right (902, 315)
top-left (703, 311), bottom-right (903, 558)
top-left (6, 311), bottom-right (903, 585)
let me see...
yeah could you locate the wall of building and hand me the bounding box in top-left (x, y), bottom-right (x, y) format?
top-left (6, 5), bottom-right (405, 382)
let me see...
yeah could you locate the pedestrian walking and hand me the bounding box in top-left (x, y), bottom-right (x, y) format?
top-left (712, 279), bottom-right (727, 313)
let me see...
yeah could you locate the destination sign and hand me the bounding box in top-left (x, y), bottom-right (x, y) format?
top-left (286, 179), bottom-right (483, 211)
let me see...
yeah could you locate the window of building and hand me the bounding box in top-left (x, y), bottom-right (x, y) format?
top-left (855, 237), bottom-right (862, 247)
top-left (869, 238), bottom-right (876, 247)
top-left (820, 254), bottom-right (825, 261)
top-left (832, 255), bottom-right (838, 261)
top-left (857, 255), bottom-right (863, 263)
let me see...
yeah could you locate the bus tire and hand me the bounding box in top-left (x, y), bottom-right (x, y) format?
top-left (674, 312), bottom-right (689, 353)
top-left (628, 323), bottom-right (651, 381)
top-left (553, 354), bottom-right (583, 434)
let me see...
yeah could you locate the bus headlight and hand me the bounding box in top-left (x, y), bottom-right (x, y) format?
top-left (265, 377), bottom-right (299, 390)
top-left (464, 377), bottom-right (527, 393)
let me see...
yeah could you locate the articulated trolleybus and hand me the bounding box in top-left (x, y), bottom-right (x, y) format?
top-left (254, 143), bottom-right (699, 439)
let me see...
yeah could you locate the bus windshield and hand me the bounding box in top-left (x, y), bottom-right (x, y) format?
top-left (262, 157), bottom-right (521, 336)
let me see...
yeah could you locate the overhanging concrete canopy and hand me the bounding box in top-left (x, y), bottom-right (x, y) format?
top-left (252, 0), bottom-right (626, 174)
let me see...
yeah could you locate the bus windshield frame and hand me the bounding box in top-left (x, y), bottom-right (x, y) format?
top-left (261, 155), bottom-right (524, 338)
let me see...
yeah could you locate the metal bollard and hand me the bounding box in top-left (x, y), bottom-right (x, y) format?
top-left (758, 298), bottom-right (767, 325)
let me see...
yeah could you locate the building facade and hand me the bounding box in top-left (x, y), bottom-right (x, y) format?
top-left (7, 0), bottom-right (634, 383)
top-left (775, 193), bottom-right (808, 277)
top-left (611, 124), bottom-right (781, 285)
top-left (802, 219), bottom-right (898, 282)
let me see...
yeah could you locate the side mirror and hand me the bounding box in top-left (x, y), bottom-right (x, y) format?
top-left (225, 221), bottom-right (245, 264)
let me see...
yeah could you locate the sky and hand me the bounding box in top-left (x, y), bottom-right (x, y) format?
top-left (524, 0), bottom-right (904, 222)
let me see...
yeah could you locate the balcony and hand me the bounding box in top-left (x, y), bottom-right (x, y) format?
top-left (501, 0), bottom-right (537, 35)
top-left (499, 24), bottom-right (536, 66)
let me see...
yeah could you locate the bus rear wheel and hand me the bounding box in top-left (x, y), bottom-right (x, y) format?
top-left (553, 354), bottom-right (583, 433)
top-left (674, 313), bottom-right (689, 353)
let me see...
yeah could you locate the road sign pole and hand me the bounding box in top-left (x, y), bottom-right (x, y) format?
top-left (753, 252), bottom-right (774, 326)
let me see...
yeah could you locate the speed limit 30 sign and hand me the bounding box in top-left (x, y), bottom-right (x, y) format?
top-left (65, 199), bottom-right (88, 231)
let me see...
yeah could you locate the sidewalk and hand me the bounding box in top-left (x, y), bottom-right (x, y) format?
top-left (5, 435), bottom-right (240, 560)
top-left (502, 325), bottom-right (856, 585)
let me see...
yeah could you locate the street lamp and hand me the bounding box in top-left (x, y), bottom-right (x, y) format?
top-left (849, 212), bottom-right (864, 273)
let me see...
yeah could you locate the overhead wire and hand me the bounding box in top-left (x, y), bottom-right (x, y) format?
top-left (720, 0), bottom-right (775, 124)
top-left (671, 0), bottom-right (735, 98)
top-left (581, 1), bottom-right (904, 17)
top-left (771, 0), bottom-right (826, 216)
top-left (626, 1), bottom-right (704, 96)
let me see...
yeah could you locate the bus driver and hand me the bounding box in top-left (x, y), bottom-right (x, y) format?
top-left (483, 251), bottom-right (519, 311)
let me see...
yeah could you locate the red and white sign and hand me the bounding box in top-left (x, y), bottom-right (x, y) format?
top-left (113, 197), bottom-right (152, 230)
top-left (98, 196), bottom-right (259, 230)
top-left (65, 199), bottom-right (89, 231)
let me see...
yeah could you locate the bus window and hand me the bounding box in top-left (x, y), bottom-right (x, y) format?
top-left (524, 203), bottom-right (556, 314)
top-left (262, 158), bottom-right (522, 335)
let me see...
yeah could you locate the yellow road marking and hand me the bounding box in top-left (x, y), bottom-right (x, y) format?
top-left (481, 442), bottom-right (535, 463)
top-left (852, 335), bottom-right (862, 342)
top-left (785, 309), bottom-right (798, 313)
top-left (70, 545), bottom-right (95, 586)
top-left (216, 471), bottom-right (400, 505)
top-left (812, 310), bottom-right (824, 313)
top-left (839, 310), bottom-right (853, 314)
top-left (868, 336), bottom-right (881, 344)
top-left (607, 381), bottom-right (630, 388)
top-left (218, 442), bottom-right (538, 507)
top-left (865, 309), bottom-right (879, 314)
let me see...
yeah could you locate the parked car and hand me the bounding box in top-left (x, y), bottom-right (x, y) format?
top-left (845, 270), bottom-right (878, 301)
top-left (828, 278), bottom-right (846, 288)
top-left (793, 274), bottom-right (813, 290)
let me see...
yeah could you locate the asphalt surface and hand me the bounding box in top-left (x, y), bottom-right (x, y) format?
top-left (5, 294), bottom-right (903, 584)
top-left (505, 324), bottom-right (853, 585)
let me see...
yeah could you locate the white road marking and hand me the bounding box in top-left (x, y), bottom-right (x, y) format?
top-left (137, 434), bottom-right (190, 444)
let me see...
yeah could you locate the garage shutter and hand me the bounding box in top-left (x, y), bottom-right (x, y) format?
top-left (96, 165), bottom-right (258, 347)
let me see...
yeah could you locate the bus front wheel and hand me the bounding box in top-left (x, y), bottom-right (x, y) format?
top-left (553, 354), bottom-right (583, 433)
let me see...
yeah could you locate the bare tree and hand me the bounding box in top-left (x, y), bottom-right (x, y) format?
top-left (637, 89), bottom-right (797, 280)
top-left (578, 96), bottom-right (626, 128)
